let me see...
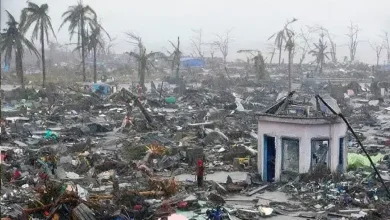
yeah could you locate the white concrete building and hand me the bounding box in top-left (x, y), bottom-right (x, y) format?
top-left (257, 93), bottom-right (348, 182)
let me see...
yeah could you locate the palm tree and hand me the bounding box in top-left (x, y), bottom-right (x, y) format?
top-left (285, 29), bottom-right (295, 92)
top-left (268, 18), bottom-right (297, 66)
top-left (20, 2), bottom-right (56, 88)
top-left (60, 2), bottom-right (97, 82)
top-left (309, 35), bottom-right (330, 75)
top-left (126, 32), bottom-right (165, 90)
top-left (0, 11), bottom-right (40, 89)
top-left (81, 23), bottom-right (110, 82)
top-left (268, 30), bottom-right (285, 66)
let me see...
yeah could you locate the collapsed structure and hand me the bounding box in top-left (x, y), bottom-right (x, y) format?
top-left (257, 92), bottom-right (348, 182)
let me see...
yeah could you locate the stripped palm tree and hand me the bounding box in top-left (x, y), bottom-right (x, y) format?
top-left (284, 28), bottom-right (295, 92)
top-left (309, 35), bottom-right (330, 75)
top-left (20, 2), bottom-right (56, 88)
top-left (59, 2), bottom-right (97, 81)
top-left (126, 32), bottom-right (166, 90)
top-left (268, 18), bottom-right (297, 66)
top-left (0, 11), bottom-right (40, 89)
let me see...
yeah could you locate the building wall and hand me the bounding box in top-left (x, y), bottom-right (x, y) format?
top-left (257, 117), bottom-right (347, 182)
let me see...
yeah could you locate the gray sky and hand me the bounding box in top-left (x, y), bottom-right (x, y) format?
top-left (2, 0), bottom-right (390, 64)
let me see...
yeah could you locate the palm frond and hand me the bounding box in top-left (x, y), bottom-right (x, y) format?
top-left (84, 5), bottom-right (97, 18)
top-left (44, 21), bottom-right (50, 44)
top-left (19, 9), bottom-right (28, 31)
top-left (31, 18), bottom-right (41, 41)
top-left (21, 35), bottom-right (40, 59)
top-left (27, 2), bottom-right (40, 10)
top-left (46, 16), bottom-right (57, 41)
top-left (324, 54), bottom-right (330, 60)
top-left (5, 10), bottom-right (17, 24)
top-left (168, 40), bottom-right (177, 49)
top-left (268, 32), bottom-right (277, 41)
top-left (59, 13), bottom-right (75, 32)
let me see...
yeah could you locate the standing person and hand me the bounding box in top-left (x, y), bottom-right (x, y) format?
top-left (0, 118), bottom-right (6, 135)
top-left (137, 84), bottom-right (143, 101)
top-left (196, 158), bottom-right (205, 187)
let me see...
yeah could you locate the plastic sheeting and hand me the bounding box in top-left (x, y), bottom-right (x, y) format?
top-left (180, 57), bottom-right (205, 68)
top-left (347, 153), bottom-right (384, 169)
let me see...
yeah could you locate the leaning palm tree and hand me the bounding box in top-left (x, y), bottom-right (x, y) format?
top-left (126, 32), bottom-right (166, 90)
top-left (0, 11), bottom-right (40, 89)
top-left (60, 2), bottom-right (97, 82)
top-left (20, 2), bottom-right (56, 88)
top-left (268, 18), bottom-right (297, 66)
top-left (309, 36), bottom-right (330, 75)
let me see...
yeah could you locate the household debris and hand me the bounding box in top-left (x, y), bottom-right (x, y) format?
top-left (2, 72), bottom-right (390, 219)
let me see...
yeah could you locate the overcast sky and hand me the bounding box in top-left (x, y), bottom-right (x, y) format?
top-left (2, 0), bottom-right (390, 64)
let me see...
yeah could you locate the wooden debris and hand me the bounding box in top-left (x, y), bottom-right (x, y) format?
top-left (247, 185), bottom-right (269, 196)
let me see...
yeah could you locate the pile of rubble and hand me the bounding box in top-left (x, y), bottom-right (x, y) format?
top-left (1, 76), bottom-right (390, 219)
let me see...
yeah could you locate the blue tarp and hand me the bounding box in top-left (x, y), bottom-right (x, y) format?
top-left (180, 57), bottom-right (205, 68)
top-left (3, 62), bottom-right (9, 72)
top-left (381, 64), bottom-right (390, 71)
top-left (91, 83), bottom-right (110, 95)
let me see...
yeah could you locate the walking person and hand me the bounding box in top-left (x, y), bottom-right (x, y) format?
top-left (196, 158), bottom-right (205, 187)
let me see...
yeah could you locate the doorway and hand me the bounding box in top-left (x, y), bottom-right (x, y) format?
top-left (264, 135), bottom-right (276, 182)
top-left (311, 139), bottom-right (329, 170)
top-left (338, 137), bottom-right (345, 173)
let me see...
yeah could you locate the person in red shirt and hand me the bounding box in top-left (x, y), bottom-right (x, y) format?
top-left (196, 158), bottom-right (205, 187)
top-left (11, 168), bottom-right (21, 183)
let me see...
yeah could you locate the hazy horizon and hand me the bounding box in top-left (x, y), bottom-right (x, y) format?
top-left (2, 0), bottom-right (390, 64)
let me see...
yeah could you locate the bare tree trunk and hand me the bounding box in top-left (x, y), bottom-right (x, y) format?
top-left (81, 18), bottom-right (86, 82)
top-left (93, 46), bottom-right (97, 83)
top-left (330, 41), bottom-right (337, 63)
top-left (16, 48), bottom-right (24, 89)
top-left (320, 59), bottom-right (323, 75)
top-left (347, 22), bottom-right (359, 63)
top-left (41, 25), bottom-right (46, 88)
top-left (377, 55), bottom-right (380, 66)
top-left (288, 49), bottom-right (292, 92)
top-left (270, 48), bottom-right (275, 64)
top-left (299, 55), bottom-right (305, 72)
top-left (278, 46), bottom-right (282, 66)
top-left (210, 52), bottom-right (215, 71)
top-left (140, 60), bottom-right (146, 90)
top-left (175, 63), bottom-right (180, 84)
top-left (175, 37), bottom-right (180, 84)
top-left (383, 32), bottom-right (390, 63)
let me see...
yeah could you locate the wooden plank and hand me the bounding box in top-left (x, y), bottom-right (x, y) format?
top-left (246, 185), bottom-right (269, 196)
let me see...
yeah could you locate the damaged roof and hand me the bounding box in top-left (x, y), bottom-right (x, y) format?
top-left (262, 91), bottom-right (341, 118)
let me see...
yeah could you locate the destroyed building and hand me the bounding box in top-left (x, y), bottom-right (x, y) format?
top-left (257, 93), bottom-right (348, 182)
